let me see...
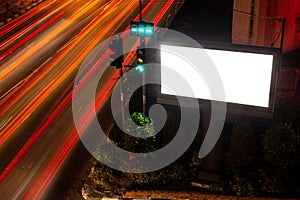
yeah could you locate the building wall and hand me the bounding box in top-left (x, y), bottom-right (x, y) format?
top-left (277, 0), bottom-right (300, 52)
top-left (232, 0), bottom-right (300, 103)
top-left (232, 0), bottom-right (300, 52)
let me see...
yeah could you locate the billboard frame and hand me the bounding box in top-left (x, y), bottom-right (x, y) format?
top-left (156, 39), bottom-right (281, 118)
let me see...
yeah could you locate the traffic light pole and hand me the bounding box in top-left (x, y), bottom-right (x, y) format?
top-left (139, 0), bottom-right (142, 21)
top-left (141, 37), bottom-right (146, 114)
top-left (139, 0), bottom-right (146, 114)
top-left (119, 67), bottom-right (125, 129)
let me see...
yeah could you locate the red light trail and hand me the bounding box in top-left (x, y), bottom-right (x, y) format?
top-left (0, 0), bottom-right (177, 198)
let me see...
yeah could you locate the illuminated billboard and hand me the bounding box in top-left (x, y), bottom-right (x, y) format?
top-left (159, 43), bottom-right (279, 116)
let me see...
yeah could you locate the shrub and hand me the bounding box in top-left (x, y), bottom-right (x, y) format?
top-left (187, 150), bottom-right (202, 180)
top-left (260, 122), bottom-right (297, 193)
top-left (91, 162), bottom-right (119, 186)
top-left (224, 119), bottom-right (257, 196)
top-left (127, 161), bottom-right (187, 188)
top-left (118, 112), bottom-right (156, 153)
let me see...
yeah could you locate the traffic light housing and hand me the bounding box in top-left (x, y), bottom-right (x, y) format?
top-left (109, 37), bottom-right (124, 69)
top-left (130, 21), bottom-right (154, 37)
top-left (136, 47), bottom-right (145, 73)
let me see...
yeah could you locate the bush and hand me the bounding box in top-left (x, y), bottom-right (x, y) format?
top-left (260, 122), bottom-right (297, 193)
top-left (91, 162), bottom-right (119, 186)
top-left (127, 161), bottom-right (187, 188)
top-left (117, 112), bottom-right (156, 153)
top-left (224, 119), bottom-right (257, 196)
top-left (121, 112), bottom-right (188, 187)
top-left (187, 150), bottom-right (202, 180)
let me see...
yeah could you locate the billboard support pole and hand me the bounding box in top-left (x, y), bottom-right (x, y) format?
top-left (279, 18), bottom-right (286, 69)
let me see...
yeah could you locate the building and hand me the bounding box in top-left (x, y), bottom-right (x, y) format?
top-left (232, 0), bottom-right (300, 103)
top-left (232, 0), bottom-right (300, 52)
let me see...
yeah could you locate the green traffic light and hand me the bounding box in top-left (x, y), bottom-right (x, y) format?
top-left (138, 25), bottom-right (144, 35)
top-left (136, 64), bottom-right (145, 73)
top-left (131, 25), bottom-right (138, 35)
top-left (145, 25), bottom-right (154, 36)
top-left (130, 21), bottom-right (154, 37)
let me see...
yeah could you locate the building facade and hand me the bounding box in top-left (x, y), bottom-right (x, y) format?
top-left (232, 0), bottom-right (300, 52)
top-left (232, 0), bottom-right (300, 104)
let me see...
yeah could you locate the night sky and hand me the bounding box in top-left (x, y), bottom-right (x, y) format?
top-left (170, 0), bottom-right (234, 43)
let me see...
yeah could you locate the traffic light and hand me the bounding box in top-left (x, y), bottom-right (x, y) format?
top-left (136, 47), bottom-right (145, 73)
top-left (130, 21), bottom-right (154, 37)
top-left (109, 37), bottom-right (124, 69)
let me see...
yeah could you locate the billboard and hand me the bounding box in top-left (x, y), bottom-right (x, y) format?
top-left (159, 43), bottom-right (280, 117)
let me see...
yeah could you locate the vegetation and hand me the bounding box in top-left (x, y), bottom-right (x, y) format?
top-left (91, 107), bottom-right (299, 198)
top-left (91, 112), bottom-right (202, 190)
top-left (224, 119), bottom-right (257, 196)
top-left (260, 122), bottom-right (297, 194)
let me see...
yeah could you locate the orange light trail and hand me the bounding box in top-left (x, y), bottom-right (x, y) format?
top-left (0, 0), bottom-right (104, 82)
top-left (0, 0), bottom-right (56, 38)
top-left (0, 1), bottom-right (122, 145)
top-left (25, 0), bottom-right (176, 198)
top-left (0, 12), bottom-right (65, 61)
top-left (0, 0), bottom-right (138, 186)
top-left (0, 0), bottom-right (177, 198)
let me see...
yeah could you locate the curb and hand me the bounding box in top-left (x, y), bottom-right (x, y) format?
top-left (102, 199), bottom-right (171, 200)
top-left (93, 197), bottom-right (175, 200)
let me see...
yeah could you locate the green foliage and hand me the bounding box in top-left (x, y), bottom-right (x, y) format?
top-left (131, 112), bottom-right (151, 126)
top-left (121, 112), bottom-right (187, 187)
top-left (260, 122), bottom-right (297, 193)
top-left (225, 120), bottom-right (257, 196)
top-left (117, 112), bottom-right (156, 153)
top-left (93, 111), bottom-right (190, 189)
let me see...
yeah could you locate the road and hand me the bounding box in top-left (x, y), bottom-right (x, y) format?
top-left (0, 0), bottom-right (183, 199)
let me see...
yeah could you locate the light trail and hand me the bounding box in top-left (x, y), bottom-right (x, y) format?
top-left (0, 11), bottom-right (65, 61)
top-left (0, 0), bottom-right (57, 39)
top-left (0, 0), bottom-right (119, 146)
top-left (0, 0), bottom-right (137, 186)
top-left (0, 0), bottom-right (105, 84)
top-left (0, 0), bottom-right (178, 198)
top-left (0, 0), bottom-right (75, 60)
top-left (25, 0), bottom-right (176, 198)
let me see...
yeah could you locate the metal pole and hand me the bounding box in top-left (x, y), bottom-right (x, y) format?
top-left (139, 0), bottom-right (142, 21)
top-left (117, 32), bottom-right (125, 128)
top-left (119, 68), bottom-right (125, 129)
top-left (277, 18), bottom-right (286, 70)
top-left (279, 18), bottom-right (286, 55)
top-left (139, 0), bottom-right (146, 114)
top-left (141, 38), bottom-right (146, 114)
top-left (279, 18), bottom-right (286, 69)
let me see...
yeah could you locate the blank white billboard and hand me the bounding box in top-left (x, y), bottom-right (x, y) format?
top-left (160, 44), bottom-right (274, 108)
